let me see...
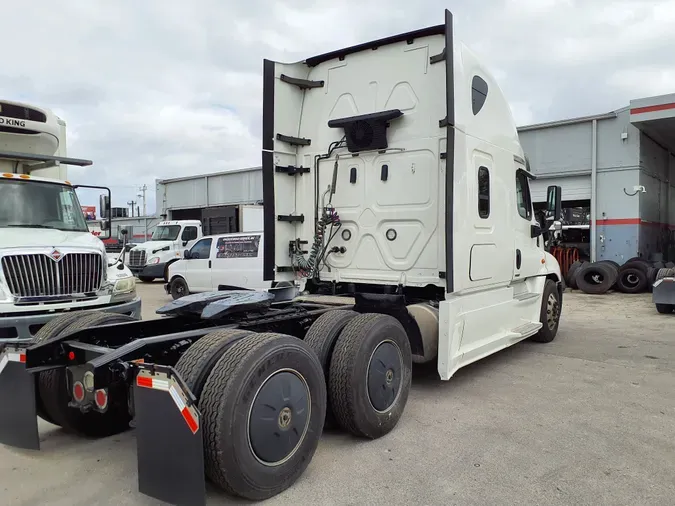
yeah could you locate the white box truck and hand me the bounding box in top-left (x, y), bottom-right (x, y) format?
top-left (0, 99), bottom-right (140, 344)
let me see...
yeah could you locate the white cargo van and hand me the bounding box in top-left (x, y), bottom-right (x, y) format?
top-left (165, 232), bottom-right (270, 298)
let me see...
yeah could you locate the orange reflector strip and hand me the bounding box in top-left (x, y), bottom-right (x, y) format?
top-left (18, 174), bottom-right (30, 179)
top-left (181, 407), bottom-right (199, 434)
top-left (137, 376), bottom-right (153, 388)
top-left (2, 173), bottom-right (13, 178)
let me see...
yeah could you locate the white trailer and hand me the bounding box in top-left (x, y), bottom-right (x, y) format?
top-left (0, 99), bottom-right (140, 343)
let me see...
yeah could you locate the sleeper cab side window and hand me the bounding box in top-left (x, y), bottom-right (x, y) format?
top-left (515, 171), bottom-right (533, 220)
top-left (472, 76), bottom-right (488, 115)
top-left (478, 166), bottom-right (490, 218)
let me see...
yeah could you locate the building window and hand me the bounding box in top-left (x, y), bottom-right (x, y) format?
top-left (472, 76), bottom-right (488, 115)
top-left (478, 166), bottom-right (490, 218)
top-left (515, 171), bottom-right (533, 220)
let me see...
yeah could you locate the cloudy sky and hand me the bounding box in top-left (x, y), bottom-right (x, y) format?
top-left (3, 0), bottom-right (674, 214)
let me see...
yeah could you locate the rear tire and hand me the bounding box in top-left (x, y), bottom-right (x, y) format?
top-left (37, 312), bottom-right (137, 437)
top-left (200, 333), bottom-right (326, 500)
top-left (174, 328), bottom-right (254, 401)
top-left (170, 277), bottom-right (189, 300)
top-left (33, 311), bottom-right (97, 345)
top-left (303, 310), bottom-right (358, 429)
top-left (531, 279), bottom-right (561, 343)
top-left (328, 313), bottom-right (412, 439)
top-left (32, 311), bottom-right (98, 425)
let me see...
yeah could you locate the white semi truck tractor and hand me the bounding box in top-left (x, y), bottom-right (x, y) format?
top-left (0, 99), bottom-right (140, 345)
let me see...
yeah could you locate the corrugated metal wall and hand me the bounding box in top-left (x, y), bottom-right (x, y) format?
top-left (155, 167), bottom-right (263, 214)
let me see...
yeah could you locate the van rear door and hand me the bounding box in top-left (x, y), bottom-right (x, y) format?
top-left (210, 233), bottom-right (264, 290)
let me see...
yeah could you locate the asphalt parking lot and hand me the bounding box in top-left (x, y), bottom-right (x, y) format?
top-left (1, 283), bottom-right (674, 506)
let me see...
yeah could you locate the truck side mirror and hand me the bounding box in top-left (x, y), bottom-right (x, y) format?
top-left (184, 249), bottom-right (191, 260)
top-left (546, 185), bottom-right (562, 221)
top-left (99, 194), bottom-right (112, 238)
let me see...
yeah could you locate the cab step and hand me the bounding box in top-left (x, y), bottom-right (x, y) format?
top-left (508, 321), bottom-right (542, 338)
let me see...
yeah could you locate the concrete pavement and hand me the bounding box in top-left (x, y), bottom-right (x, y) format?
top-left (1, 283), bottom-right (673, 505)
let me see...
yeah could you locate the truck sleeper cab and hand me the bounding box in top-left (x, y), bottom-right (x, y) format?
top-left (0, 10), bottom-right (563, 506)
top-left (126, 220), bottom-right (202, 282)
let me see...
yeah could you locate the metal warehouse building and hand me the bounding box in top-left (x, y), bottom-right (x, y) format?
top-left (109, 93), bottom-right (675, 265)
top-left (520, 92), bottom-right (675, 264)
top-left (154, 165), bottom-right (263, 234)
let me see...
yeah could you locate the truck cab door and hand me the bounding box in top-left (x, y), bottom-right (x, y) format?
top-left (185, 238), bottom-right (213, 292)
top-left (180, 226), bottom-right (199, 249)
top-left (512, 166), bottom-right (544, 281)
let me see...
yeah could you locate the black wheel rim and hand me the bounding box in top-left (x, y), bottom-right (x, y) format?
top-left (175, 282), bottom-right (186, 297)
top-left (367, 340), bottom-right (403, 413)
top-left (247, 369), bottom-right (310, 466)
top-left (623, 273), bottom-right (639, 288)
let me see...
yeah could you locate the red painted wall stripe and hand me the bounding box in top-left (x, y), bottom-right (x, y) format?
top-left (596, 218), bottom-right (640, 225)
top-left (595, 219), bottom-right (675, 228)
top-left (630, 102), bottom-right (675, 115)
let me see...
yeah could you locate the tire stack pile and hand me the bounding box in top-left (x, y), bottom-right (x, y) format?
top-left (566, 258), bottom-right (675, 295)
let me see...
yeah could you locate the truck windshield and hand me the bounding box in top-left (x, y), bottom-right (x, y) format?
top-left (0, 179), bottom-right (89, 232)
top-left (151, 225), bottom-right (181, 241)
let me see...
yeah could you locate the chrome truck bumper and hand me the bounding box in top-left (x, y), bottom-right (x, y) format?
top-left (0, 297), bottom-right (142, 345)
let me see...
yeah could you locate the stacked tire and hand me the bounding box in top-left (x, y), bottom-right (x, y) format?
top-left (566, 257), bottom-right (667, 295)
top-left (654, 268), bottom-right (675, 314)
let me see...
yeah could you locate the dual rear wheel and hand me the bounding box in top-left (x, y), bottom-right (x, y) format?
top-left (172, 311), bottom-right (413, 500)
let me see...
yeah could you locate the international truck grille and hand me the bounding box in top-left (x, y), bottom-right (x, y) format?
top-left (1, 253), bottom-right (105, 298)
top-left (128, 250), bottom-right (147, 267)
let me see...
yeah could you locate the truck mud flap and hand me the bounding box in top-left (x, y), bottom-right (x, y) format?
top-left (653, 278), bottom-right (675, 305)
top-left (133, 364), bottom-right (205, 506)
top-left (0, 347), bottom-right (39, 450)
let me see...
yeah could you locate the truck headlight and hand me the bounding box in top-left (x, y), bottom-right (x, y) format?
top-left (114, 276), bottom-right (136, 294)
top-left (147, 257), bottom-right (161, 265)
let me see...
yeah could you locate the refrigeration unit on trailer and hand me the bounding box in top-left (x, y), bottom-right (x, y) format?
top-left (0, 10), bottom-right (563, 506)
top-left (0, 99), bottom-right (140, 344)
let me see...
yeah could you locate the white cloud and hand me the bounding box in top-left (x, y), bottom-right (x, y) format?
top-left (2, 0), bottom-right (675, 213)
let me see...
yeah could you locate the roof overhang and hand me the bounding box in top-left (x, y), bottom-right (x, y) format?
top-left (0, 149), bottom-right (92, 167)
top-left (629, 93), bottom-right (675, 153)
